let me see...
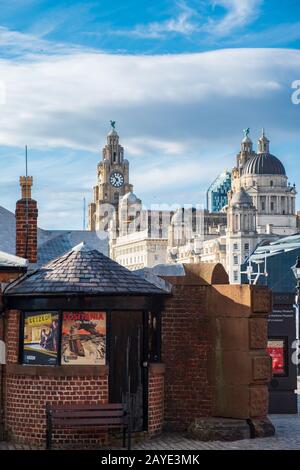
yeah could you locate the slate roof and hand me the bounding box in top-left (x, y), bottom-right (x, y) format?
top-left (36, 230), bottom-right (108, 266)
top-left (6, 242), bottom-right (167, 296)
top-left (0, 250), bottom-right (28, 269)
top-left (242, 152), bottom-right (286, 176)
top-left (0, 205), bottom-right (108, 266)
top-left (231, 187), bottom-right (252, 207)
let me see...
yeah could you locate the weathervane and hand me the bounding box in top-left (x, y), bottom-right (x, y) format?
top-left (243, 127), bottom-right (250, 138)
top-left (110, 120), bottom-right (116, 129)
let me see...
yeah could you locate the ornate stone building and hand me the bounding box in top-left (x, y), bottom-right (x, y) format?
top-left (226, 188), bottom-right (257, 283)
top-left (88, 125), bottom-right (297, 280)
top-left (226, 129), bottom-right (297, 283)
top-left (88, 123), bottom-right (133, 232)
top-left (232, 129), bottom-right (297, 237)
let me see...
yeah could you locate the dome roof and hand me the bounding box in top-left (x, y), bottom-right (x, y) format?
top-left (171, 209), bottom-right (183, 225)
top-left (242, 135), bottom-right (252, 144)
top-left (231, 188), bottom-right (252, 207)
top-left (242, 152), bottom-right (286, 176)
top-left (120, 191), bottom-right (139, 205)
top-left (108, 129), bottom-right (118, 137)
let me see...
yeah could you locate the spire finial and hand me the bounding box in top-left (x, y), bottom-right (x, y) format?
top-left (110, 120), bottom-right (116, 130)
top-left (258, 128), bottom-right (270, 153)
top-left (243, 128), bottom-right (250, 138)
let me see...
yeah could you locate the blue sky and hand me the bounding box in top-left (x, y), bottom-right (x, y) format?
top-left (0, 0), bottom-right (300, 229)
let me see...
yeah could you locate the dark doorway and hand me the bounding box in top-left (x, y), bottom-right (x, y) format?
top-left (109, 311), bottom-right (147, 431)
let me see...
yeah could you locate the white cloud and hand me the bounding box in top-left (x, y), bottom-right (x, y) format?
top-left (123, 2), bottom-right (197, 39)
top-left (1, 46), bottom-right (298, 152)
top-left (111, 0), bottom-right (263, 41)
top-left (1, 33), bottom-right (300, 228)
top-left (205, 0), bottom-right (262, 37)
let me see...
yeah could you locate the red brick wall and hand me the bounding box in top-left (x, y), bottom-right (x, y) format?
top-left (5, 374), bottom-right (108, 448)
top-left (15, 199), bottom-right (38, 263)
top-left (161, 283), bottom-right (213, 431)
top-left (148, 363), bottom-right (165, 436)
top-left (4, 310), bottom-right (109, 448)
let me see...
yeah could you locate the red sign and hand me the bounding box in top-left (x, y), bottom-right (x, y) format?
top-left (267, 340), bottom-right (285, 375)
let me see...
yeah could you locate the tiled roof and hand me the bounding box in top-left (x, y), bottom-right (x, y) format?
top-left (0, 250), bottom-right (28, 269)
top-left (6, 242), bottom-right (167, 296)
top-left (36, 230), bottom-right (108, 266)
top-left (0, 205), bottom-right (108, 266)
top-left (0, 206), bottom-right (17, 254)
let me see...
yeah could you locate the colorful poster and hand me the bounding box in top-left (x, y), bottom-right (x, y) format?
top-left (267, 339), bottom-right (285, 375)
top-left (61, 312), bottom-right (106, 365)
top-left (23, 312), bottom-right (59, 365)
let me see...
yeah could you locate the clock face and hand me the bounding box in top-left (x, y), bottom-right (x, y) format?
top-left (110, 171), bottom-right (124, 188)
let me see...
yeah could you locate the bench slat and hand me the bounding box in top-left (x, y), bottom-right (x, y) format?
top-left (48, 403), bottom-right (124, 411)
top-left (51, 410), bottom-right (125, 418)
top-left (52, 417), bottom-right (127, 426)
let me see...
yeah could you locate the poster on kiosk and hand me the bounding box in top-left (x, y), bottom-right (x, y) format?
top-left (61, 311), bottom-right (106, 365)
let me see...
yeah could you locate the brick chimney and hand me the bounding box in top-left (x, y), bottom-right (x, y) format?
top-left (15, 176), bottom-right (38, 263)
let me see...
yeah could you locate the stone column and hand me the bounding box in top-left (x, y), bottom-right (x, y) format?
top-left (207, 284), bottom-right (274, 437)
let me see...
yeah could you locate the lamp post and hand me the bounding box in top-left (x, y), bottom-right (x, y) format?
top-left (292, 256), bottom-right (300, 375)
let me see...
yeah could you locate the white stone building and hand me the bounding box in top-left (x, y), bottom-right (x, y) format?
top-left (88, 126), bottom-right (298, 281)
top-left (226, 130), bottom-right (297, 283)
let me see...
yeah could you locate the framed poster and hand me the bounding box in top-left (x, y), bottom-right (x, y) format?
top-left (61, 312), bottom-right (106, 365)
top-left (22, 312), bottom-right (59, 365)
top-left (267, 338), bottom-right (287, 376)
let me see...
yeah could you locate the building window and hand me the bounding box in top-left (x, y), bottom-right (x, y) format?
top-left (20, 311), bottom-right (106, 366)
top-left (233, 243), bottom-right (238, 250)
top-left (270, 180), bottom-right (273, 187)
top-left (233, 255), bottom-right (239, 265)
top-left (261, 201), bottom-right (265, 211)
top-left (244, 243), bottom-right (249, 250)
top-left (233, 271), bottom-right (239, 281)
top-left (271, 202), bottom-right (274, 211)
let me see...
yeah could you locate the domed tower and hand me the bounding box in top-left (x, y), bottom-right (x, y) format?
top-left (88, 122), bottom-right (134, 232)
top-left (118, 191), bottom-right (142, 236)
top-left (240, 129), bottom-right (297, 236)
top-left (236, 128), bottom-right (256, 172)
top-left (226, 187), bottom-right (257, 284)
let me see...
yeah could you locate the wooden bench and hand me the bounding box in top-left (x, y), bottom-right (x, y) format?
top-left (46, 403), bottom-right (131, 450)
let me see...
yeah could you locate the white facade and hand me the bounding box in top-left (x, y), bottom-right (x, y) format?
top-left (111, 229), bottom-right (168, 270)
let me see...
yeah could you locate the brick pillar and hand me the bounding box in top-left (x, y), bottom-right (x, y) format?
top-left (0, 305), bottom-right (4, 439)
top-left (15, 177), bottom-right (38, 264)
top-left (148, 363), bottom-right (165, 436)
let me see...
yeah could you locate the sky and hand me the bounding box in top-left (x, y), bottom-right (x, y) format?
top-left (0, 0), bottom-right (300, 229)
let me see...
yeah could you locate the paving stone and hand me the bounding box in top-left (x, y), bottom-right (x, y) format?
top-left (1, 413), bottom-right (300, 450)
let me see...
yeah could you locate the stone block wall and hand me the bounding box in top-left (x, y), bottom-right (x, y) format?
top-left (207, 284), bottom-right (272, 420)
top-left (160, 264), bottom-right (272, 432)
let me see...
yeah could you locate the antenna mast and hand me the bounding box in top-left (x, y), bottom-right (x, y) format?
top-left (83, 197), bottom-right (86, 230)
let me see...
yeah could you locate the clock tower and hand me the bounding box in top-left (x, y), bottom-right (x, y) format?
top-left (88, 123), bottom-right (133, 231)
